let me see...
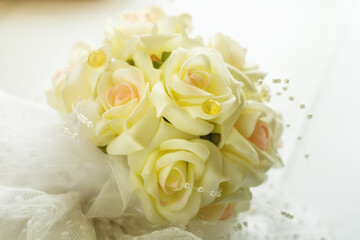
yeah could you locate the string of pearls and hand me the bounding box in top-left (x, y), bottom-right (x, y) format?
top-left (183, 183), bottom-right (222, 198)
top-left (61, 122), bottom-right (78, 139)
top-left (256, 78), bottom-right (312, 159)
top-left (76, 113), bottom-right (94, 128)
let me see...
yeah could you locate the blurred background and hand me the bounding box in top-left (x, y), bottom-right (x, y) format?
top-left (0, 0), bottom-right (359, 239)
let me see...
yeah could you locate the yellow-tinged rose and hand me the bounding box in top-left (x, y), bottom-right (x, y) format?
top-left (210, 33), bottom-right (247, 70)
top-left (151, 47), bottom-right (245, 145)
top-left (128, 120), bottom-right (228, 224)
top-left (46, 42), bottom-right (111, 114)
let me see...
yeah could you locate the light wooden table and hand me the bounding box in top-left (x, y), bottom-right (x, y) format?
top-left (1, 0), bottom-right (359, 239)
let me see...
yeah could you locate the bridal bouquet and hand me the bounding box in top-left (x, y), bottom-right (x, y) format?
top-left (46, 6), bottom-right (283, 226)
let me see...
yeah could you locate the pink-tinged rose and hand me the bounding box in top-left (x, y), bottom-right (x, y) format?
top-left (219, 202), bottom-right (236, 220)
top-left (196, 188), bottom-right (252, 221)
top-left (87, 62), bottom-right (160, 155)
top-left (248, 120), bottom-right (271, 151)
top-left (106, 82), bottom-right (139, 108)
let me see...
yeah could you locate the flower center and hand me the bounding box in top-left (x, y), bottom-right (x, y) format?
top-left (88, 49), bottom-right (106, 68)
top-left (249, 120), bottom-right (271, 151)
top-left (164, 168), bottom-right (184, 193)
top-left (185, 69), bottom-right (212, 90)
top-left (202, 99), bottom-right (222, 115)
top-left (106, 82), bottom-right (139, 108)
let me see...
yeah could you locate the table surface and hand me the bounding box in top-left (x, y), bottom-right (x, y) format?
top-left (1, 0), bottom-right (359, 239)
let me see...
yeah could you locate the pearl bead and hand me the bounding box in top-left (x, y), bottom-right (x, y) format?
top-left (272, 78), bottom-right (281, 84)
top-left (202, 99), bottom-right (221, 115)
top-left (87, 121), bottom-right (94, 128)
top-left (307, 113), bottom-right (313, 119)
top-left (197, 187), bottom-right (204, 192)
top-left (210, 191), bottom-right (216, 197)
top-left (184, 183), bottom-right (191, 189)
top-left (256, 79), bottom-right (263, 85)
top-left (281, 210), bottom-right (294, 219)
top-left (88, 49), bottom-right (106, 68)
top-left (216, 192), bottom-right (221, 197)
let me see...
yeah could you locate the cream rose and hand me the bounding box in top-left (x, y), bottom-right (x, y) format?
top-left (151, 47), bottom-right (245, 144)
top-left (104, 5), bottom-right (191, 57)
top-left (234, 101), bottom-right (283, 166)
top-left (197, 189), bottom-right (251, 221)
top-left (219, 101), bottom-right (283, 193)
top-left (116, 6), bottom-right (191, 37)
top-left (46, 42), bottom-right (111, 114)
top-left (128, 120), bottom-right (228, 224)
top-left (210, 33), bottom-right (247, 70)
top-left (93, 61), bottom-right (160, 155)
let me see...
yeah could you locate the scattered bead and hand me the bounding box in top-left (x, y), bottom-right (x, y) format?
top-left (281, 210), bottom-right (294, 219)
top-left (202, 99), bottom-right (222, 115)
top-left (304, 154), bottom-right (309, 158)
top-left (307, 113), bottom-right (313, 119)
top-left (243, 221), bottom-right (248, 227)
top-left (286, 124), bottom-right (291, 128)
top-left (284, 79), bottom-right (290, 84)
top-left (282, 86), bottom-right (288, 91)
top-left (210, 191), bottom-right (216, 197)
top-left (289, 96), bottom-right (295, 101)
top-left (184, 183), bottom-right (191, 189)
top-left (197, 187), bottom-right (204, 193)
top-left (87, 121), bottom-right (94, 128)
top-left (88, 49), bottom-right (106, 68)
top-left (256, 79), bottom-right (263, 85)
top-left (299, 104), bottom-right (305, 109)
top-left (272, 78), bottom-right (281, 84)
top-left (297, 136), bottom-right (302, 140)
top-left (233, 223), bottom-right (242, 230)
top-left (261, 87), bottom-right (271, 102)
top-left (276, 91), bottom-right (282, 96)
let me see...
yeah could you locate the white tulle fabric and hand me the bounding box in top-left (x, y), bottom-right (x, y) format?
top-left (0, 90), bottom-right (332, 240)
